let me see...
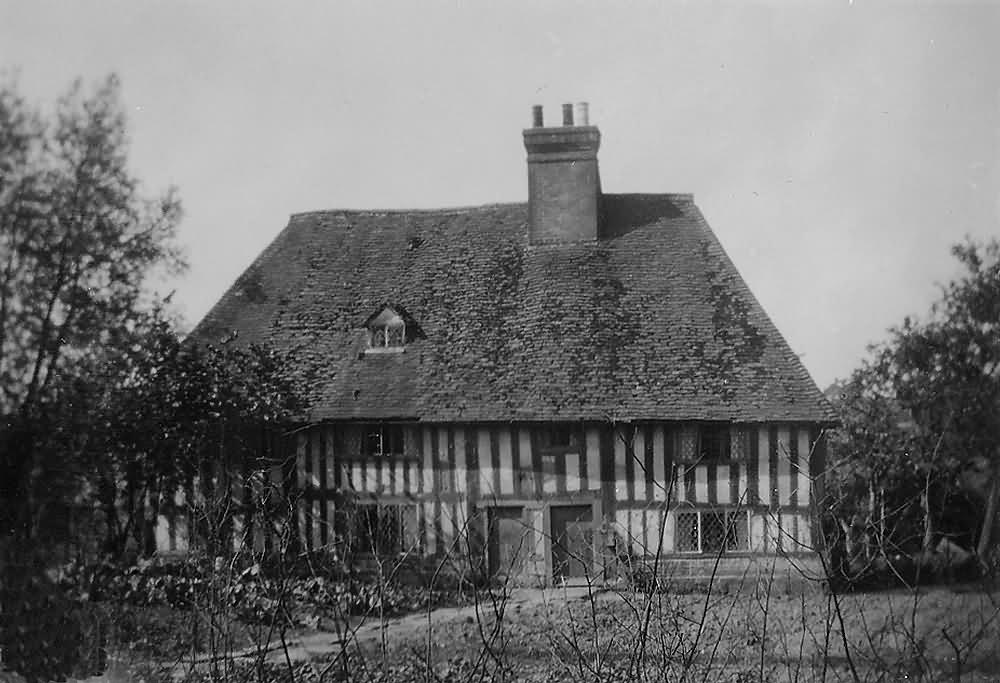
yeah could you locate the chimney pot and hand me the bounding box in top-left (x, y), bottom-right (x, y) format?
top-left (562, 103), bottom-right (574, 126)
top-left (531, 105), bottom-right (544, 128)
top-left (575, 102), bottom-right (589, 126)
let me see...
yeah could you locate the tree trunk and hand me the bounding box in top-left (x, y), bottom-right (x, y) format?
top-left (975, 465), bottom-right (999, 561)
top-left (143, 477), bottom-right (160, 557)
top-left (865, 480), bottom-right (875, 560)
top-left (921, 473), bottom-right (934, 552)
top-left (879, 485), bottom-right (886, 550)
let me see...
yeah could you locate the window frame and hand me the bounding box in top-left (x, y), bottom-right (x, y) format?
top-left (676, 424), bottom-right (752, 465)
top-left (348, 502), bottom-right (418, 556)
top-left (674, 508), bottom-right (751, 554)
top-left (538, 424), bottom-right (580, 455)
top-left (360, 423), bottom-right (407, 458)
top-left (365, 308), bottom-right (407, 353)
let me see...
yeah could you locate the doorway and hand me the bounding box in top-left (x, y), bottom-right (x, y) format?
top-left (550, 504), bottom-right (593, 582)
top-left (487, 506), bottom-right (530, 580)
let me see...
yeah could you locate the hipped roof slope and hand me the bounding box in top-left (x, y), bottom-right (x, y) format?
top-left (192, 194), bottom-right (836, 424)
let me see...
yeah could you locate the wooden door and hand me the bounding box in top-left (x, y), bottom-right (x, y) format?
top-left (550, 504), bottom-right (593, 582)
top-left (487, 506), bottom-right (529, 580)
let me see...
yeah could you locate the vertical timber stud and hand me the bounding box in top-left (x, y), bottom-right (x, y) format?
top-left (644, 425), bottom-right (655, 502)
top-left (323, 427), bottom-right (335, 547)
top-left (652, 425), bottom-right (666, 502)
top-left (674, 429), bottom-right (686, 505)
top-left (477, 427), bottom-right (493, 502)
top-left (767, 425), bottom-right (779, 510)
top-left (810, 425), bottom-right (827, 552)
top-left (296, 433), bottom-right (307, 552)
top-left (585, 425), bottom-right (600, 492)
top-left (498, 427), bottom-right (514, 496)
top-left (632, 426), bottom-right (645, 504)
top-left (310, 432), bottom-right (322, 551)
top-left (662, 425), bottom-right (674, 503)
top-left (490, 427), bottom-right (501, 499)
top-left (777, 426), bottom-right (791, 508)
top-left (454, 426), bottom-right (467, 497)
top-left (788, 425), bottom-right (799, 508)
top-left (518, 427), bottom-right (532, 497)
top-left (768, 425), bottom-right (780, 552)
top-left (707, 449), bottom-right (718, 505)
top-left (555, 434), bottom-right (567, 496)
top-left (729, 426), bottom-right (749, 507)
top-left (301, 431), bottom-right (311, 551)
top-left (797, 427), bottom-right (811, 513)
top-left (615, 426), bottom-right (628, 501)
top-left (466, 426), bottom-right (478, 500)
top-left (599, 424), bottom-right (615, 577)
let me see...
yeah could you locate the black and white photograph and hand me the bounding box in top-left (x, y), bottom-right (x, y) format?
top-left (1, 2), bottom-right (999, 681)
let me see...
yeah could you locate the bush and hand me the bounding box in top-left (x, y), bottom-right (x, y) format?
top-left (56, 556), bottom-right (480, 626)
top-left (0, 565), bottom-right (105, 683)
top-left (836, 550), bottom-right (982, 591)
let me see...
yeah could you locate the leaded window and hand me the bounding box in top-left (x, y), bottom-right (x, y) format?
top-left (361, 424), bottom-right (405, 457)
top-left (539, 425), bottom-right (579, 454)
top-left (676, 424), bottom-right (752, 464)
top-left (366, 307), bottom-right (407, 350)
top-left (350, 504), bottom-right (418, 555)
top-left (674, 509), bottom-right (750, 553)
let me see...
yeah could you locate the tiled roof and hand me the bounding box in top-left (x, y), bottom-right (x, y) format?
top-left (192, 194), bottom-right (837, 424)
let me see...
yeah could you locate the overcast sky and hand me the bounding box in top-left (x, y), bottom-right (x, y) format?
top-left (2, 1), bottom-right (998, 390)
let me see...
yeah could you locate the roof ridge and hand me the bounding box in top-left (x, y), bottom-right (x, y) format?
top-left (289, 202), bottom-right (526, 219)
top-left (288, 193), bottom-right (694, 220)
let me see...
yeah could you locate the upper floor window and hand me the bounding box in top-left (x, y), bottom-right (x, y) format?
top-left (539, 424), bottom-right (579, 454)
top-left (362, 424), bottom-right (405, 457)
top-left (676, 424), bottom-right (751, 464)
top-left (699, 424), bottom-right (731, 461)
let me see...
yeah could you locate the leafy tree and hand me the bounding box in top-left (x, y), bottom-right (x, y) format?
top-left (887, 239), bottom-right (1000, 559)
top-left (0, 73), bottom-right (184, 550)
top-left (84, 317), bottom-right (304, 559)
top-left (828, 237), bottom-right (1000, 571)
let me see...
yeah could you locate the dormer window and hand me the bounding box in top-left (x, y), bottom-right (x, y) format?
top-left (371, 321), bottom-right (404, 348)
top-left (366, 306), bottom-right (406, 353)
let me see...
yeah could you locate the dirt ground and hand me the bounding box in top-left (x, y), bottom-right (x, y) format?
top-left (305, 583), bottom-right (1000, 682)
top-left (59, 583), bottom-right (1000, 682)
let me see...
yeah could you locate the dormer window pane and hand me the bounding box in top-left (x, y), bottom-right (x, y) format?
top-left (386, 324), bottom-right (404, 347)
top-left (366, 307), bottom-right (407, 350)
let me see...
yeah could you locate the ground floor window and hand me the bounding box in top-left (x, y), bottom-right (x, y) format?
top-left (675, 509), bottom-right (749, 553)
top-left (349, 503), bottom-right (418, 555)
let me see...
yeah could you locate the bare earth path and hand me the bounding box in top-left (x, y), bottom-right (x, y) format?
top-left (261, 586), bottom-right (600, 667)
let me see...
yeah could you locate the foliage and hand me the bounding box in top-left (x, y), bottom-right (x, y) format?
top-left (0, 72), bottom-right (184, 551)
top-left (81, 315), bottom-right (305, 558)
top-left (826, 237), bottom-right (1000, 576)
top-left (0, 72), bottom-right (305, 682)
top-left (55, 557), bottom-right (475, 624)
top-left (0, 565), bottom-right (106, 683)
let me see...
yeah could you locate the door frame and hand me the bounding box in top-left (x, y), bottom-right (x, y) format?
top-left (547, 497), bottom-right (602, 585)
top-left (485, 504), bottom-right (530, 580)
top-left (477, 494), bottom-right (602, 586)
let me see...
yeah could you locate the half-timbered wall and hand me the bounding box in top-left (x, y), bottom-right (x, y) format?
top-left (155, 421), bottom-right (827, 562)
top-left (283, 422), bottom-right (824, 556)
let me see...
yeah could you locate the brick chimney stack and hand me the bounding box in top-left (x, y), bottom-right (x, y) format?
top-left (523, 102), bottom-right (601, 244)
